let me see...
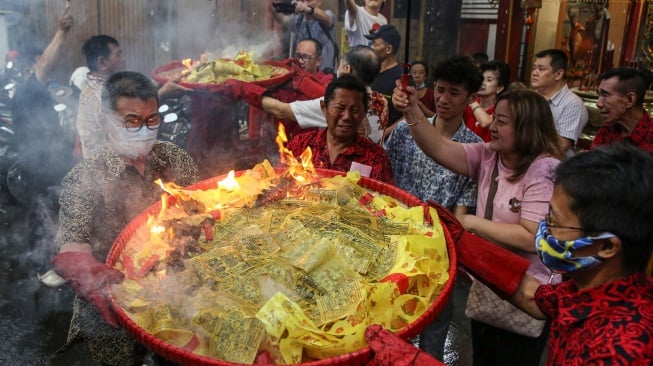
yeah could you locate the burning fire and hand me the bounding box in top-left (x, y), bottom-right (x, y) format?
top-left (217, 170), bottom-right (239, 191)
top-left (180, 54), bottom-right (206, 77)
top-left (275, 124), bottom-right (316, 183)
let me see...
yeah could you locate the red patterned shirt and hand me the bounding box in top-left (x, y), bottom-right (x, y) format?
top-left (287, 128), bottom-right (394, 184)
top-left (535, 273), bottom-right (653, 365)
top-left (591, 111), bottom-right (653, 154)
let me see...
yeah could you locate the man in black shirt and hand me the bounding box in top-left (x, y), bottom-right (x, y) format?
top-left (365, 24), bottom-right (403, 136)
top-left (11, 6), bottom-right (76, 198)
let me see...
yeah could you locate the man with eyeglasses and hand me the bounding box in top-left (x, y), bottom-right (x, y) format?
top-left (51, 71), bottom-right (198, 365)
top-left (294, 38), bottom-right (335, 85)
top-left (427, 144), bottom-right (653, 364)
top-left (271, 0), bottom-right (338, 73)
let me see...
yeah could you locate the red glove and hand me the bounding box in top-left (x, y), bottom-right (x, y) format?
top-left (53, 251), bottom-right (125, 327)
top-left (427, 200), bottom-right (530, 297)
top-left (365, 325), bottom-right (445, 366)
top-left (223, 79), bottom-right (268, 109)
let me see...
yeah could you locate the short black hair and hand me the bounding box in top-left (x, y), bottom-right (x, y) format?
top-left (342, 45), bottom-right (380, 86)
top-left (298, 37), bottom-right (323, 57)
top-left (555, 144), bottom-right (653, 273)
top-left (432, 56), bottom-right (483, 95)
top-left (410, 60), bottom-right (429, 76)
top-left (598, 67), bottom-right (653, 106)
top-left (324, 74), bottom-right (369, 113)
top-left (472, 52), bottom-right (489, 65)
top-left (535, 49), bottom-right (568, 76)
top-left (102, 71), bottom-right (158, 112)
top-left (82, 35), bottom-right (120, 72)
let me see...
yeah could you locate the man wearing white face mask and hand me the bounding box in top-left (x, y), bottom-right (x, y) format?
top-left (51, 71), bottom-right (198, 364)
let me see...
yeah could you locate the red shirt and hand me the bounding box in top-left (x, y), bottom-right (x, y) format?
top-left (463, 105), bottom-right (493, 142)
top-left (591, 111), bottom-right (653, 154)
top-left (419, 87), bottom-right (436, 114)
top-left (287, 128), bottom-right (394, 184)
top-left (535, 273), bottom-right (653, 365)
top-left (314, 70), bottom-right (334, 86)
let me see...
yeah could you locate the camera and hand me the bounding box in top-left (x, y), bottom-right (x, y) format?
top-left (273, 1), bottom-right (296, 14)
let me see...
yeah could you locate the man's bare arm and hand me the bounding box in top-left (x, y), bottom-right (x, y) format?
top-left (262, 96), bottom-right (297, 121)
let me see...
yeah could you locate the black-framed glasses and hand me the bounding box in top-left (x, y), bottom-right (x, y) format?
top-left (545, 210), bottom-right (584, 231)
top-left (294, 53), bottom-right (316, 62)
top-left (121, 113), bottom-right (162, 132)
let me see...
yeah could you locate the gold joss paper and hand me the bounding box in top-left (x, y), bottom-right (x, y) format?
top-left (112, 166), bottom-right (449, 364)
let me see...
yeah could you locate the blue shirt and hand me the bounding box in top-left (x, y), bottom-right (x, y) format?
top-left (384, 119), bottom-right (481, 210)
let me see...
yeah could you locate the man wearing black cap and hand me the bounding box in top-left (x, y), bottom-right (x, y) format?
top-left (365, 24), bottom-right (403, 136)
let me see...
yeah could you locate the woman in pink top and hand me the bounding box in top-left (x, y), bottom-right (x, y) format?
top-left (393, 83), bottom-right (564, 365)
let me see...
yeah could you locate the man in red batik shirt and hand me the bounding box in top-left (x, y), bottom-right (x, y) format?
top-left (287, 74), bottom-right (393, 183)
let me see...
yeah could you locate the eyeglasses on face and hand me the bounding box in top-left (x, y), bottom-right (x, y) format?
top-left (294, 53), bottom-right (316, 62)
top-left (121, 113), bottom-right (162, 132)
top-left (545, 211), bottom-right (584, 231)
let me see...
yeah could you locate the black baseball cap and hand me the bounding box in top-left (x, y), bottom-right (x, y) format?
top-left (364, 24), bottom-right (401, 52)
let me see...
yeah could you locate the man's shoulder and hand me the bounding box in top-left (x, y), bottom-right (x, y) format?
top-left (556, 84), bottom-right (584, 105)
top-left (455, 123), bottom-right (484, 143)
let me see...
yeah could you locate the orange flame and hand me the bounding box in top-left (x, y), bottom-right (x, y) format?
top-left (146, 214), bottom-right (165, 235)
top-left (182, 58), bottom-right (192, 69)
top-left (275, 123), bottom-right (316, 182)
top-left (217, 170), bottom-right (240, 191)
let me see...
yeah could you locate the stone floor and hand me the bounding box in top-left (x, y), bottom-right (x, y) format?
top-left (0, 197), bottom-right (476, 366)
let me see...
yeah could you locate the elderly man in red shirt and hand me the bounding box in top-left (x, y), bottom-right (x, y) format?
top-left (591, 67), bottom-right (653, 153)
top-left (286, 74), bottom-right (393, 183)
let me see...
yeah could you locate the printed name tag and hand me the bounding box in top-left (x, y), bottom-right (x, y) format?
top-left (350, 161), bottom-right (372, 177)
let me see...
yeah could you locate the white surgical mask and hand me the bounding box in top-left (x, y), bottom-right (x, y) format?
top-left (108, 126), bottom-right (158, 159)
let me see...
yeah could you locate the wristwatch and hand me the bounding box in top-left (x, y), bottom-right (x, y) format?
top-left (306, 6), bottom-right (315, 15)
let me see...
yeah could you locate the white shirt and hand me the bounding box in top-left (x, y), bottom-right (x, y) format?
top-left (344, 6), bottom-right (387, 47)
top-left (548, 84), bottom-right (588, 144)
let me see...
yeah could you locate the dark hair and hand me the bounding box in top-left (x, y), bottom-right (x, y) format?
top-left (410, 60), bottom-right (429, 76)
top-left (342, 45), bottom-right (380, 86)
top-left (102, 71), bottom-right (158, 112)
top-left (298, 37), bottom-right (323, 57)
top-left (480, 60), bottom-right (511, 92)
top-left (472, 52), bottom-right (489, 65)
top-left (496, 89), bottom-right (564, 181)
top-left (555, 144), bottom-right (653, 273)
top-left (598, 67), bottom-right (652, 106)
top-left (535, 49), bottom-right (568, 77)
top-left (82, 35), bottom-right (120, 72)
top-left (324, 74), bottom-right (369, 113)
top-left (432, 56), bottom-right (483, 96)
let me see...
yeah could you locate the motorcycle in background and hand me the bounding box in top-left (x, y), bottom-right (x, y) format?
top-left (158, 94), bottom-right (192, 148)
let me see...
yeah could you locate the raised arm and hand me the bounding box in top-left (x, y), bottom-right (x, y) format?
top-left (391, 81), bottom-right (469, 176)
top-left (469, 101), bottom-right (494, 128)
top-left (295, 1), bottom-right (334, 28)
top-left (271, 0), bottom-right (292, 28)
top-left (34, 6), bottom-right (72, 83)
top-left (344, 0), bottom-right (359, 25)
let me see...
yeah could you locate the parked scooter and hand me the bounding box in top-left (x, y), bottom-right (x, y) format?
top-left (158, 95), bottom-right (192, 148)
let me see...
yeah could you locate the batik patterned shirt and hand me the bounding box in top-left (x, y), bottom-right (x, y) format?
top-left (384, 119), bottom-right (480, 210)
top-left (591, 110), bottom-right (653, 154)
top-left (287, 128), bottom-right (394, 184)
top-left (55, 141), bottom-right (198, 364)
top-left (535, 273), bottom-right (653, 365)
